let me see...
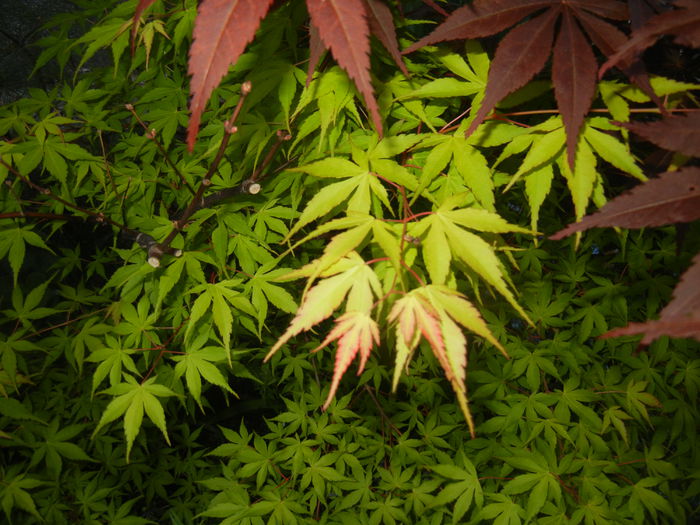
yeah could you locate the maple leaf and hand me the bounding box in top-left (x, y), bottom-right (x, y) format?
top-left (552, 167), bottom-right (700, 344)
top-left (306, 0), bottom-right (382, 135)
top-left (403, 0), bottom-right (631, 168)
top-left (408, 196), bottom-right (534, 324)
top-left (389, 285), bottom-right (506, 437)
top-left (264, 252), bottom-right (382, 361)
top-left (131, 0), bottom-right (158, 55)
top-left (312, 312), bottom-right (380, 410)
top-left (362, 0), bottom-right (409, 77)
top-left (603, 253), bottom-right (700, 344)
top-left (620, 114), bottom-right (700, 157)
top-left (600, 0), bottom-right (700, 78)
top-left (186, 0), bottom-right (275, 150)
top-left (306, 23), bottom-right (325, 89)
top-left (550, 167), bottom-right (700, 238)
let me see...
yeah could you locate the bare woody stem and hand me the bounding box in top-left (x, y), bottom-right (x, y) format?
top-left (1, 158), bottom-right (134, 235)
top-left (199, 129), bottom-right (293, 208)
top-left (156, 81), bottom-right (252, 253)
top-left (125, 103), bottom-right (196, 195)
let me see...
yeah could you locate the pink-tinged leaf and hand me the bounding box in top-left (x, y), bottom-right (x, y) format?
top-left (553, 9), bottom-right (598, 168)
top-left (403, 0), bottom-right (550, 54)
top-left (604, 253), bottom-right (700, 344)
top-left (466, 8), bottom-right (559, 137)
top-left (306, 23), bottom-right (325, 88)
top-left (314, 312), bottom-right (380, 410)
top-left (362, 0), bottom-right (409, 76)
top-left (389, 294), bottom-right (445, 355)
top-left (187, 0), bottom-right (275, 150)
top-left (620, 114), bottom-right (700, 157)
top-left (551, 167), bottom-right (700, 239)
top-left (131, 0), bottom-right (158, 55)
top-left (600, 1), bottom-right (700, 77)
top-left (306, 0), bottom-right (382, 135)
top-left (433, 313), bottom-right (467, 389)
top-left (264, 268), bottom-right (358, 359)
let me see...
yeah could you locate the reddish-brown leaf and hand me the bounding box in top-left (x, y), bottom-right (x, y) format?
top-left (604, 253), bottom-right (700, 344)
top-left (187, 0), bottom-right (275, 150)
top-left (553, 10), bottom-right (598, 168)
top-left (466, 8), bottom-right (560, 137)
top-left (306, 0), bottom-right (382, 135)
top-left (655, 252), bottom-right (700, 323)
top-left (403, 1), bottom-right (632, 169)
top-left (131, 0), bottom-right (158, 55)
top-left (575, 8), bottom-right (661, 107)
top-left (420, 0), bottom-right (450, 18)
top-left (550, 167), bottom-right (700, 239)
top-left (601, 0), bottom-right (700, 77)
top-left (569, 0), bottom-right (627, 20)
top-left (605, 319), bottom-right (700, 343)
top-left (628, 0), bottom-right (665, 29)
top-left (362, 0), bottom-right (409, 76)
top-left (306, 23), bottom-right (325, 88)
top-left (402, 0), bottom-right (550, 54)
top-left (621, 114), bottom-right (700, 157)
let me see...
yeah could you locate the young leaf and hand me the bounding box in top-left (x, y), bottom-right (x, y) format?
top-left (388, 285), bottom-right (505, 437)
top-left (313, 311), bottom-right (380, 410)
top-left (410, 207), bottom-right (533, 324)
top-left (131, 0), bottom-right (158, 53)
top-left (264, 252), bottom-right (382, 361)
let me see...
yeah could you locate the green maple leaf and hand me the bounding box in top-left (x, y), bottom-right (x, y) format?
top-left (92, 376), bottom-right (176, 461)
top-left (409, 198), bottom-right (533, 324)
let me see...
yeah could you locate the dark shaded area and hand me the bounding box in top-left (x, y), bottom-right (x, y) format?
top-left (0, 0), bottom-right (75, 104)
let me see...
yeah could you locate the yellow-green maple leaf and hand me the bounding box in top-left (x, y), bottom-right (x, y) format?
top-left (264, 252), bottom-right (382, 361)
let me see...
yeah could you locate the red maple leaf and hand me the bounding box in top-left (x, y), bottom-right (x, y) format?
top-left (552, 167), bottom-right (700, 344)
top-left (603, 253), bottom-right (700, 344)
top-left (550, 167), bottom-right (700, 238)
top-left (132, 0), bottom-right (409, 151)
top-left (601, 0), bottom-right (700, 78)
top-left (186, 0), bottom-right (276, 151)
top-left (403, 0), bottom-right (635, 168)
top-left (620, 114), bottom-right (700, 157)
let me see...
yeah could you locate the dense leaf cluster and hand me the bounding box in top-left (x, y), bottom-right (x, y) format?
top-left (0, 0), bottom-right (698, 523)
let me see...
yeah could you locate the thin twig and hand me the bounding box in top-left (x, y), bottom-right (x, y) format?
top-left (125, 103), bottom-right (195, 195)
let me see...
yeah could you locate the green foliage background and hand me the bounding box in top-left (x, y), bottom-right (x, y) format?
top-left (0, 1), bottom-right (698, 523)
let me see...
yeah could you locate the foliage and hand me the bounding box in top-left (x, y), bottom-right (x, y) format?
top-left (0, 0), bottom-right (698, 523)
